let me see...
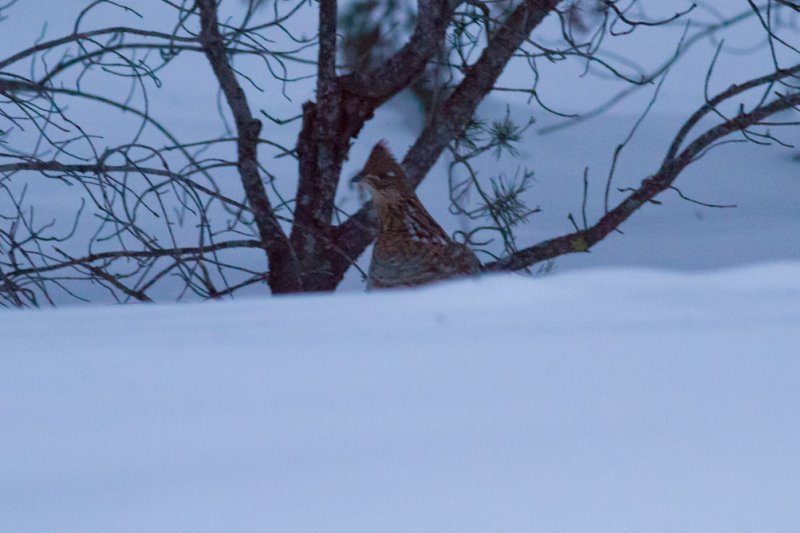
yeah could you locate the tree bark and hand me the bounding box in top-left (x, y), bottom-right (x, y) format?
top-left (196, 0), bottom-right (302, 293)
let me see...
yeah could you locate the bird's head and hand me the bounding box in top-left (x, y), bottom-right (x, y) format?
top-left (352, 141), bottom-right (409, 204)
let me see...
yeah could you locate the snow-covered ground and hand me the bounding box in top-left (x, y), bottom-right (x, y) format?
top-left (3, 2), bottom-right (800, 303)
top-left (3, 264), bottom-right (799, 532)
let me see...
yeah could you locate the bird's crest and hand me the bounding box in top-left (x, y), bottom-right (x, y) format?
top-left (362, 141), bottom-right (404, 179)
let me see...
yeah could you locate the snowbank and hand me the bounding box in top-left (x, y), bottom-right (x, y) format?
top-left (2, 264), bottom-right (800, 532)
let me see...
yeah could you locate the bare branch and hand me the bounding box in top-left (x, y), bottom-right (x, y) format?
top-left (485, 83), bottom-right (800, 271)
top-left (339, 0), bottom-right (460, 100)
top-left (403, 0), bottom-right (560, 187)
top-left (0, 27), bottom-right (198, 71)
top-left (196, 0), bottom-right (301, 292)
top-left (7, 240), bottom-right (263, 278)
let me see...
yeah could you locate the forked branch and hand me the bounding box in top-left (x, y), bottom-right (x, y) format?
top-left (485, 68), bottom-right (800, 271)
top-left (196, 0), bottom-right (302, 292)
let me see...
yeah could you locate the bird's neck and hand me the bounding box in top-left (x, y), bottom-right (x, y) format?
top-left (375, 200), bottom-right (409, 233)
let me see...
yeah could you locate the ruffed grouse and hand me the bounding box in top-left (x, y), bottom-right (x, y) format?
top-left (354, 142), bottom-right (481, 289)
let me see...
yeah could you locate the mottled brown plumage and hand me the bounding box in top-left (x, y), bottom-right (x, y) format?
top-left (355, 142), bottom-right (481, 289)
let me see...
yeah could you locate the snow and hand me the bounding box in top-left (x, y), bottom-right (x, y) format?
top-left (3, 263), bottom-right (800, 532)
top-left (2, 2), bottom-right (799, 303)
